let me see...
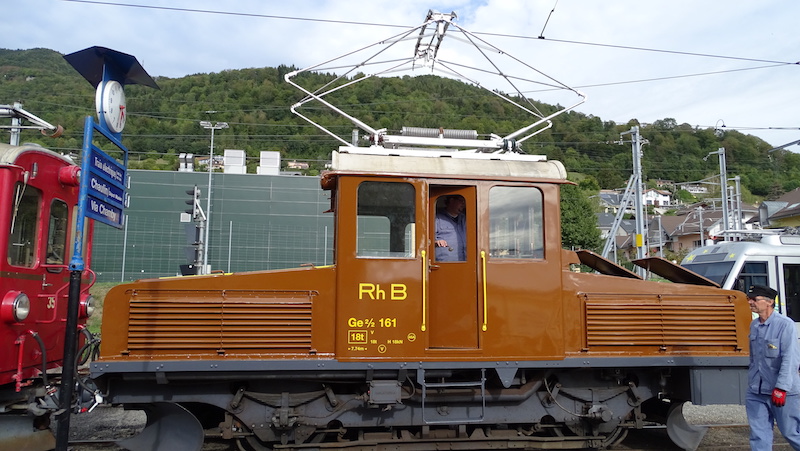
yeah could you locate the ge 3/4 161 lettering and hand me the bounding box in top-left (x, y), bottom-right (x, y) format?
top-left (347, 317), bottom-right (397, 328)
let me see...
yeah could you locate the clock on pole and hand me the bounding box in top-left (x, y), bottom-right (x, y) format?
top-left (65, 46), bottom-right (160, 137)
top-left (96, 79), bottom-right (127, 133)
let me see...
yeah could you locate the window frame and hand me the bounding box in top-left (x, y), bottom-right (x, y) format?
top-left (488, 185), bottom-right (545, 260)
top-left (7, 182), bottom-right (42, 268)
top-left (355, 181), bottom-right (417, 259)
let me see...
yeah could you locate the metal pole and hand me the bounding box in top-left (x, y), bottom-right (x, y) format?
top-left (56, 116), bottom-right (94, 451)
top-left (734, 176), bottom-right (743, 234)
top-left (697, 207), bottom-right (704, 247)
top-left (199, 121), bottom-right (228, 274)
top-left (55, 270), bottom-right (82, 450)
top-left (10, 101), bottom-right (22, 146)
top-left (630, 126), bottom-right (647, 277)
top-left (205, 126), bottom-right (214, 274)
top-left (120, 217), bottom-right (129, 282)
top-left (228, 220), bottom-right (233, 273)
top-left (718, 148), bottom-right (729, 240)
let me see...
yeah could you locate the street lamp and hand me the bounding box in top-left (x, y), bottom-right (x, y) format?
top-left (199, 120), bottom-right (228, 274)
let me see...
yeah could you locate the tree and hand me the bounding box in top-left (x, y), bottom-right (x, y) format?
top-left (560, 184), bottom-right (602, 251)
top-left (674, 189), bottom-right (696, 204)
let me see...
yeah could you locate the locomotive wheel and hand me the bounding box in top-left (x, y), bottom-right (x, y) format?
top-left (598, 426), bottom-right (628, 449)
top-left (544, 421), bottom-right (628, 449)
top-left (236, 436), bottom-right (271, 451)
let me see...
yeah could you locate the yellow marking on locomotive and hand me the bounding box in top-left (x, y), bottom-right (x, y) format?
top-left (347, 330), bottom-right (368, 344)
top-left (358, 283), bottom-right (407, 300)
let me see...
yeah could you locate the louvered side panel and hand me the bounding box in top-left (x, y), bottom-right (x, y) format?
top-left (585, 296), bottom-right (738, 348)
top-left (128, 299), bottom-right (223, 349)
top-left (127, 290), bottom-right (314, 355)
top-left (220, 302), bottom-right (312, 351)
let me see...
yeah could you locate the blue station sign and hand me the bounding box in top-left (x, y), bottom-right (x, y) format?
top-left (84, 141), bottom-right (127, 229)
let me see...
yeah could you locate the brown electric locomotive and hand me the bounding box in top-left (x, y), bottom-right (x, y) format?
top-left (93, 146), bottom-right (750, 450)
top-left (91, 10), bottom-right (751, 450)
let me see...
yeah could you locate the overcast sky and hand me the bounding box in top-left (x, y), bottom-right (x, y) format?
top-left (5, 0), bottom-right (800, 149)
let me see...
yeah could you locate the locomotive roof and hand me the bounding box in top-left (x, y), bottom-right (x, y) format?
top-left (0, 142), bottom-right (74, 166)
top-left (329, 148), bottom-right (568, 181)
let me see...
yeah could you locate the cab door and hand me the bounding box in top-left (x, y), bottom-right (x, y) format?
top-left (335, 177), bottom-right (428, 359)
top-left (481, 184), bottom-right (564, 359)
top-left (428, 186), bottom-right (479, 349)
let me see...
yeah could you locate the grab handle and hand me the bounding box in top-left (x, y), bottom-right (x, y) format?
top-left (481, 250), bottom-right (488, 331)
top-left (421, 250), bottom-right (428, 331)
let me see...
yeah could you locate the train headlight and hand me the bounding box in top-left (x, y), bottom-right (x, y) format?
top-left (58, 165), bottom-right (81, 186)
top-left (79, 294), bottom-right (95, 318)
top-left (2, 291), bottom-right (31, 323)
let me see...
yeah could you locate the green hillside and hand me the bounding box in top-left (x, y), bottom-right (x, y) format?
top-left (2, 48), bottom-right (798, 198)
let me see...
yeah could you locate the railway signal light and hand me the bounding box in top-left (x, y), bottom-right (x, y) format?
top-left (185, 185), bottom-right (203, 221)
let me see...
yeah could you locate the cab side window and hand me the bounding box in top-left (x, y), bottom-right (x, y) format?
top-left (489, 186), bottom-right (544, 259)
top-left (47, 199), bottom-right (69, 264)
top-left (356, 181), bottom-right (416, 258)
top-left (736, 262), bottom-right (769, 293)
top-left (8, 183), bottom-right (41, 267)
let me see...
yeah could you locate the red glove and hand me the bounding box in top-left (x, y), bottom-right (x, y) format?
top-left (772, 388), bottom-right (787, 407)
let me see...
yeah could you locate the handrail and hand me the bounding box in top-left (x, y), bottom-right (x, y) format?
top-left (421, 250), bottom-right (427, 332)
top-left (481, 250), bottom-right (488, 331)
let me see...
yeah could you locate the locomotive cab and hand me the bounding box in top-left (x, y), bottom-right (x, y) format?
top-left (327, 148), bottom-right (567, 361)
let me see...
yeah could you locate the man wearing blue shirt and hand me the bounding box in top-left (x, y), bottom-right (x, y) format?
top-left (434, 195), bottom-right (466, 262)
top-left (746, 284), bottom-right (800, 451)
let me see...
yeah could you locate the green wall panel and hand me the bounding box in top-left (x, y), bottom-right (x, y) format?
top-left (91, 170), bottom-right (333, 283)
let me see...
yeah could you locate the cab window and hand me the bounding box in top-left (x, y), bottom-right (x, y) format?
top-left (47, 199), bottom-right (69, 264)
top-left (736, 261), bottom-right (769, 292)
top-left (489, 186), bottom-right (544, 259)
top-left (356, 181), bottom-right (415, 258)
top-left (8, 183), bottom-right (41, 267)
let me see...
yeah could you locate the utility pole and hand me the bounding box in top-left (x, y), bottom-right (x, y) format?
top-left (600, 126), bottom-right (649, 275)
top-left (732, 176), bottom-right (742, 234)
top-left (631, 126), bottom-right (646, 263)
top-left (621, 126), bottom-right (648, 275)
top-left (657, 215), bottom-right (663, 258)
top-left (697, 206), bottom-right (704, 247)
top-left (199, 120), bottom-right (228, 275)
top-left (706, 148), bottom-right (729, 240)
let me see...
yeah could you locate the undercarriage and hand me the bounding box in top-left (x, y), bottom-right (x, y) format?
top-left (104, 366), bottom-right (710, 451)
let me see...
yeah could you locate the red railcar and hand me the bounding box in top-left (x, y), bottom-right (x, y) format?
top-left (0, 142), bottom-right (96, 447)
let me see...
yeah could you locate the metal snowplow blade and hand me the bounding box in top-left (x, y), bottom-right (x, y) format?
top-left (0, 415), bottom-right (55, 451)
top-left (117, 402), bottom-right (203, 451)
top-left (632, 256), bottom-right (720, 286)
top-left (666, 402), bottom-right (708, 450)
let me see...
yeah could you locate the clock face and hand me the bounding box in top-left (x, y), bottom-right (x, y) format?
top-left (95, 80), bottom-right (127, 133)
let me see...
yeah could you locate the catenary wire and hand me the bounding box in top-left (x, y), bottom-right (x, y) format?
top-left (57, 0), bottom-right (800, 66)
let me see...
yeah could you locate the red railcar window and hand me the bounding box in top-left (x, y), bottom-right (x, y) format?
top-left (47, 199), bottom-right (69, 264)
top-left (8, 183), bottom-right (41, 267)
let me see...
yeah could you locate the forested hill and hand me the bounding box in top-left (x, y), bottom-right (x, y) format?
top-left (2, 47), bottom-right (799, 199)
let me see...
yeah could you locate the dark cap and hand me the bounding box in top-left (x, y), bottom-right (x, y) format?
top-left (748, 285), bottom-right (778, 299)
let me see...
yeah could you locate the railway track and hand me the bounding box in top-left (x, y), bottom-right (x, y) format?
top-left (64, 406), bottom-right (789, 451)
top-left (59, 388), bottom-right (756, 451)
